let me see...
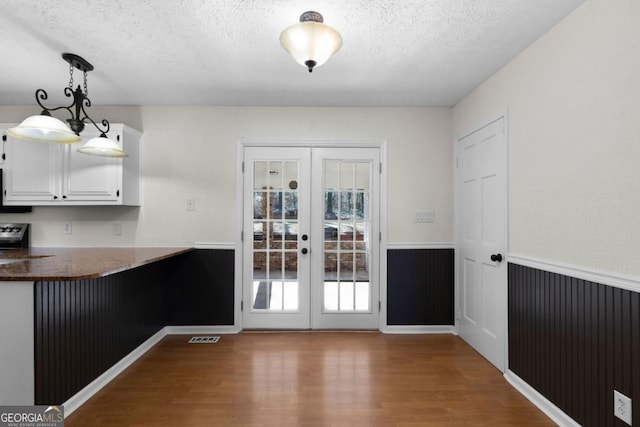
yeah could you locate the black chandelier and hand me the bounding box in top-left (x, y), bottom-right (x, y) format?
top-left (8, 53), bottom-right (126, 157)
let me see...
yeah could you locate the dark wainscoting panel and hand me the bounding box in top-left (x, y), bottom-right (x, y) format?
top-left (509, 263), bottom-right (640, 427)
top-left (33, 249), bottom-right (236, 405)
top-left (34, 261), bottom-right (169, 405)
top-left (167, 249), bottom-right (234, 326)
top-left (387, 248), bottom-right (454, 325)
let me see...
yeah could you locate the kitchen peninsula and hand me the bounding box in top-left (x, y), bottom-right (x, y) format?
top-left (0, 247), bottom-right (194, 408)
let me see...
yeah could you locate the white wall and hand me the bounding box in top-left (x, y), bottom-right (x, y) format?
top-left (0, 106), bottom-right (453, 246)
top-left (452, 0), bottom-right (640, 278)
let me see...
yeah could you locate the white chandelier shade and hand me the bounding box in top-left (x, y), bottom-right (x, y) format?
top-left (76, 135), bottom-right (128, 158)
top-left (280, 11), bottom-right (342, 72)
top-left (8, 115), bottom-right (81, 144)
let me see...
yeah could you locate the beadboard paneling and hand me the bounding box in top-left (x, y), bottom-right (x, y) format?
top-left (509, 263), bottom-right (640, 427)
top-left (387, 249), bottom-right (454, 325)
top-left (33, 249), bottom-right (235, 404)
top-left (34, 262), bottom-right (168, 405)
top-left (166, 249), bottom-right (234, 325)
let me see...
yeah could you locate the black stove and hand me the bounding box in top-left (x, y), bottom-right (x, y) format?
top-left (0, 223), bottom-right (29, 249)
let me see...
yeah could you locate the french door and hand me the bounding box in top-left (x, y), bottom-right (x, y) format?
top-left (242, 146), bottom-right (380, 330)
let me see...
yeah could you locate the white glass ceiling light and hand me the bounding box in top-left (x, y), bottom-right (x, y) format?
top-left (8, 53), bottom-right (126, 157)
top-left (76, 134), bottom-right (127, 158)
top-left (280, 11), bottom-right (343, 73)
top-left (8, 114), bottom-right (80, 144)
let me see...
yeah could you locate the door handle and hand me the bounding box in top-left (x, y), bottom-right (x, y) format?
top-left (301, 248), bottom-right (308, 255)
top-left (490, 253), bottom-right (503, 262)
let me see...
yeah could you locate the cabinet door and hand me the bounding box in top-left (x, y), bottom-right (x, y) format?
top-left (62, 130), bottom-right (120, 202)
top-left (4, 134), bottom-right (60, 203)
top-left (0, 126), bottom-right (8, 167)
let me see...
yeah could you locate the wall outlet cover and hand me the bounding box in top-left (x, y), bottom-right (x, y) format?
top-left (614, 390), bottom-right (632, 425)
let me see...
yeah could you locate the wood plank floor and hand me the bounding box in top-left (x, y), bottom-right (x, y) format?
top-left (65, 333), bottom-right (554, 426)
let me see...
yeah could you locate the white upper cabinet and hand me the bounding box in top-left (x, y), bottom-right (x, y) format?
top-left (1, 123), bottom-right (141, 206)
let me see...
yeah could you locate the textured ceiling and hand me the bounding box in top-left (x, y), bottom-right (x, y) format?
top-left (0, 0), bottom-right (584, 107)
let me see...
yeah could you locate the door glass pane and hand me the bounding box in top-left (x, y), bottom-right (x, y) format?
top-left (322, 160), bottom-right (372, 313)
top-left (340, 162), bottom-right (354, 190)
top-left (339, 282), bottom-right (354, 311)
top-left (283, 161), bottom-right (298, 190)
top-left (254, 161), bottom-right (268, 189)
top-left (284, 192), bottom-right (298, 219)
top-left (252, 159), bottom-right (300, 312)
top-left (324, 281), bottom-right (338, 311)
top-left (253, 222), bottom-right (265, 249)
top-left (339, 192), bottom-right (353, 220)
top-left (324, 192), bottom-right (339, 220)
top-left (325, 160), bottom-right (340, 189)
top-left (283, 281), bottom-right (299, 310)
top-left (355, 162), bottom-right (370, 191)
top-left (356, 192), bottom-right (369, 220)
top-left (268, 162), bottom-right (283, 190)
top-left (271, 191), bottom-right (283, 220)
top-left (271, 221), bottom-right (283, 249)
top-left (253, 192), bottom-right (264, 219)
top-left (339, 253), bottom-right (354, 280)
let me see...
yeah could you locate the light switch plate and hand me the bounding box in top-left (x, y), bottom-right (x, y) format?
top-left (414, 210), bottom-right (434, 223)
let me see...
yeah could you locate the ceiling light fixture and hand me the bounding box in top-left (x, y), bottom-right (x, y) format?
top-left (8, 53), bottom-right (127, 157)
top-left (280, 11), bottom-right (343, 73)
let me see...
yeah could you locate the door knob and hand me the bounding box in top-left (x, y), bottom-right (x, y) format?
top-left (301, 248), bottom-right (308, 254)
top-left (490, 253), bottom-right (503, 262)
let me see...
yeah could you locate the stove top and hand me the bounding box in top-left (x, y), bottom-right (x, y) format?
top-left (0, 223), bottom-right (29, 248)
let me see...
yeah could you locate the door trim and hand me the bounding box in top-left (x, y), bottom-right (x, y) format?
top-left (453, 111), bottom-right (509, 370)
top-left (235, 138), bottom-right (388, 331)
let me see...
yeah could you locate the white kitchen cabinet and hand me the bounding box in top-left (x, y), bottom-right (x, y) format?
top-left (2, 123), bottom-right (141, 206)
top-left (0, 125), bottom-right (9, 167)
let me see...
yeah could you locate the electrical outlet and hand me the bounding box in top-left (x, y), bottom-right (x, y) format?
top-left (63, 222), bottom-right (72, 235)
top-left (186, 198), bottom-right (195, 211)
top-left (614, 390), bottom-right (632, 425)
top-left (112, 223), bottom-right (122, 236)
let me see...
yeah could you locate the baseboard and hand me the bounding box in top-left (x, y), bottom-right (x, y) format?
top-left (165, 325), bottom-right (240, 334)
top-left (62, 327), bottom-right (168, 417)
top-left (381, 325), bottom-right (455, 334)
top-left (504, 370), bottom-right (580, 427)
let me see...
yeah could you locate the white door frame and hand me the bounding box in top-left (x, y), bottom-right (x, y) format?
top-left (235, 138), bottom-right (388, 331)
top-left (454, 112), bottom-right (509, 371)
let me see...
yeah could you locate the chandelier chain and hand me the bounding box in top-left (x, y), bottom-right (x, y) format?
top-left (68, 63), bottom-right (74, 90)
top-left (83, 71), bottom-right (88, 96)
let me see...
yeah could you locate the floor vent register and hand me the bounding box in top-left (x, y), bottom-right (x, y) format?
top-left (188, 336), bottom-right (220, 344)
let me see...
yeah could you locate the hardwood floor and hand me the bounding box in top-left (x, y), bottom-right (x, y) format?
top-left (65, 333), bottom-right (553, 426)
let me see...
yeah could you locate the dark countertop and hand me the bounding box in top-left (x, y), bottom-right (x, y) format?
top-left (0, 247), bottom-right (193, 281)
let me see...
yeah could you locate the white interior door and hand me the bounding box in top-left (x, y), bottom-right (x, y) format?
top-left (457, 117), bottom-right (507, 371)
top-left (242, 146), bottom-right (380, 330)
